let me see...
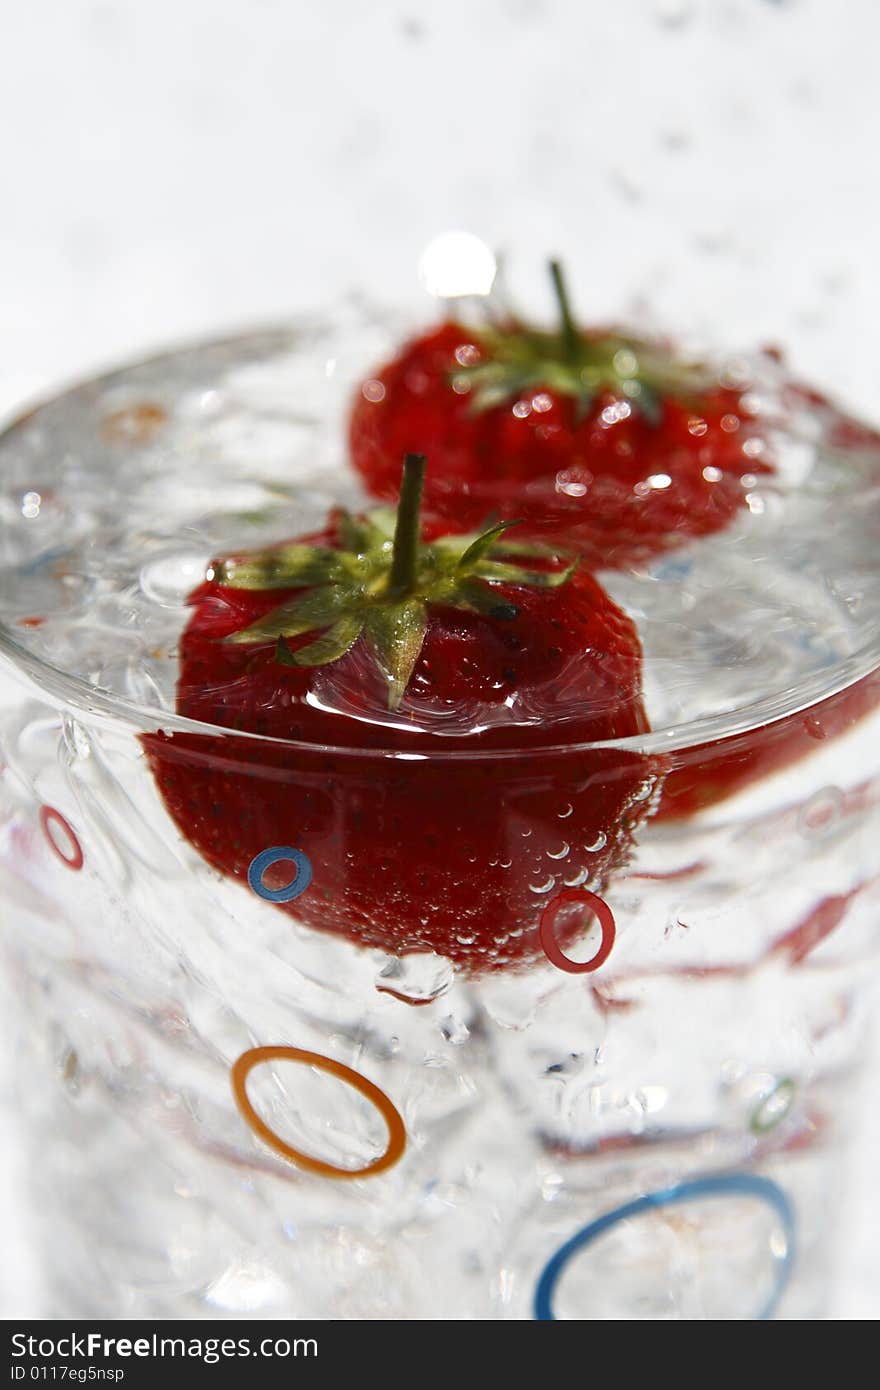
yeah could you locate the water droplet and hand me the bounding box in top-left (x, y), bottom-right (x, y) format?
top-left (584, 832), bottom-right (607, 853)
top-left (375, 952), bottom-right (454, 1005)
top-left (600, 401), bottom-right (632, 426)
top-left (632, 778), bottom-right (656, 803)
top-left (440, 1014), bottom-right (470, 1045)
top-left (612, 348), bottom-right (638, 377)
top-left (798, 786), bottom-right (843, 838)
top-left (140, 552), bottom-right (210, 607)
top-left (541, 1173), bottom-right (564, 1201)
top-left (557, 804), bottom-right (573, 819)
top-left (635, 1085), bottom-right (668, 1114)
top-left (198, 389), bottom-right (223, 414)
top-left (455, 343), bottom-right (480, 367)
top-left (770, 1229), bottom-right (790, 1259)
top-left (546, 843), bottom-right (570, 861)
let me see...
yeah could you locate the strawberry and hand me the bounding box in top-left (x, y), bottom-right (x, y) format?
top-left (656, 665), bottom-right (880, 820)
top-left (143, 456), bottom-right (657, 971)
top-left (349, 263), bottom-right (773, 569)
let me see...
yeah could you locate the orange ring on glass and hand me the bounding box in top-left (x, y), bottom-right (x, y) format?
top-left (39, 805), bottom-right (84, 872)
top-left (230, 1045), bottom-right (406, 1180)
top-left (539, 888), bottom-right (616, 974)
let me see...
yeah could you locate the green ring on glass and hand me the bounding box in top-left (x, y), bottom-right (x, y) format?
top-left (750, 1077), bottom-right (796, 1135)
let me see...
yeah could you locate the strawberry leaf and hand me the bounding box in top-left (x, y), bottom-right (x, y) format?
top-left (457, 579), bottom-right (521, 621)
top-left (278, 615), bottom-right (365, 668)
top-left (475, 557), bottom-right (579, 588)
top-left (456, 519), bottom-right (523, 572)
top-left (335, 509), bottom-right (371, 554)
top-left (452, 262), bottom-right (717, 425)
top-left (364, 600), bottom-right (428, 710)
top-left (217, 545), bottom-right (351, 591)
top-left (211, 457), bottom-right (579, 705)
top-left (226, 584), bottom-right (359, 644)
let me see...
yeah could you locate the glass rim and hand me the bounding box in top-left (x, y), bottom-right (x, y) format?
top-left (2, 622), bottom-right (878, 762)
top-left (1, 317), bottom-right (879, 763)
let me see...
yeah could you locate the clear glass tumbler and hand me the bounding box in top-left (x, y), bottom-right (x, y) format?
top-left (1, 320), bottom-right (878, 1319)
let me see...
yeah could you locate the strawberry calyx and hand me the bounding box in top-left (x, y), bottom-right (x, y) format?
top-left (453, 260), bottom-right (715, 423)
top-left (215, 453), bottom-right (578, 710)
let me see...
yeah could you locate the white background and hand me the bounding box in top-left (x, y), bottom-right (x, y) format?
top-left (0, 0), bottom-right (878, 1318)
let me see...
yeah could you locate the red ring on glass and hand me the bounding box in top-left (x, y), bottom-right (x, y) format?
top-left (39, 805), bottom-right (84, 872)
top-left (539, 888), bottom-right (616, 974)
top-left (231, 1046), bottom-right (406, 1180)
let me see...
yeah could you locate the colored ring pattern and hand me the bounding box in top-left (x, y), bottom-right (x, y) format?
top-left (539, 889), bottom-right (616, 974)
top-left (247, 846), bottom-right (312, 903)
top-left (750, 1078), bottom-right (796, 1135)
top-left (39, 806), bottom-right (84, 872)
top-left (231, 1045), bottom-right (406, 1180)
top-left (533, 1173), bottom-right (796, 1321)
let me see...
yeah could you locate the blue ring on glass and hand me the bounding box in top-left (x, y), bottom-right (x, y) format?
top-left (247, 847), bottom-right (313, 903)
top-left (533, 1173), bottom-right (796, 1322)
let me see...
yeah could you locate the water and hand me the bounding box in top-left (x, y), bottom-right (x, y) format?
top-left (0, 310), bottom-right (879, 1318)
top-left (1, 317), bottom-right (879, 740)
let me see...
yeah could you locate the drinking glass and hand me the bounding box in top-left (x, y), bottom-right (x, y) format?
top-left (1, 318), bottom-right (878, 1319)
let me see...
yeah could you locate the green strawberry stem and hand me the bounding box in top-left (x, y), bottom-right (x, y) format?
top-left (387, 452), bottom-right (426, 597)
top-left (456, 261), bottom-right (715, 422)
top-left (549, 259), bottom-right (579, 363)
top-left (218, 455), bottom-right (578, 708)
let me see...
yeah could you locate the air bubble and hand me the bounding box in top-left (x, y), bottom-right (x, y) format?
top-left (563, 867), bottom-right (590, 888)
top-left (529, 875), bottom-right (557, 894)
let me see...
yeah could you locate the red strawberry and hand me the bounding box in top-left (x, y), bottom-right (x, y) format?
top-left (656, 666), bottom-right (880, 821)
top-left (144, 456), bottom-right (658, 971)
top-left (349, 263), bottom-right (773, 569)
